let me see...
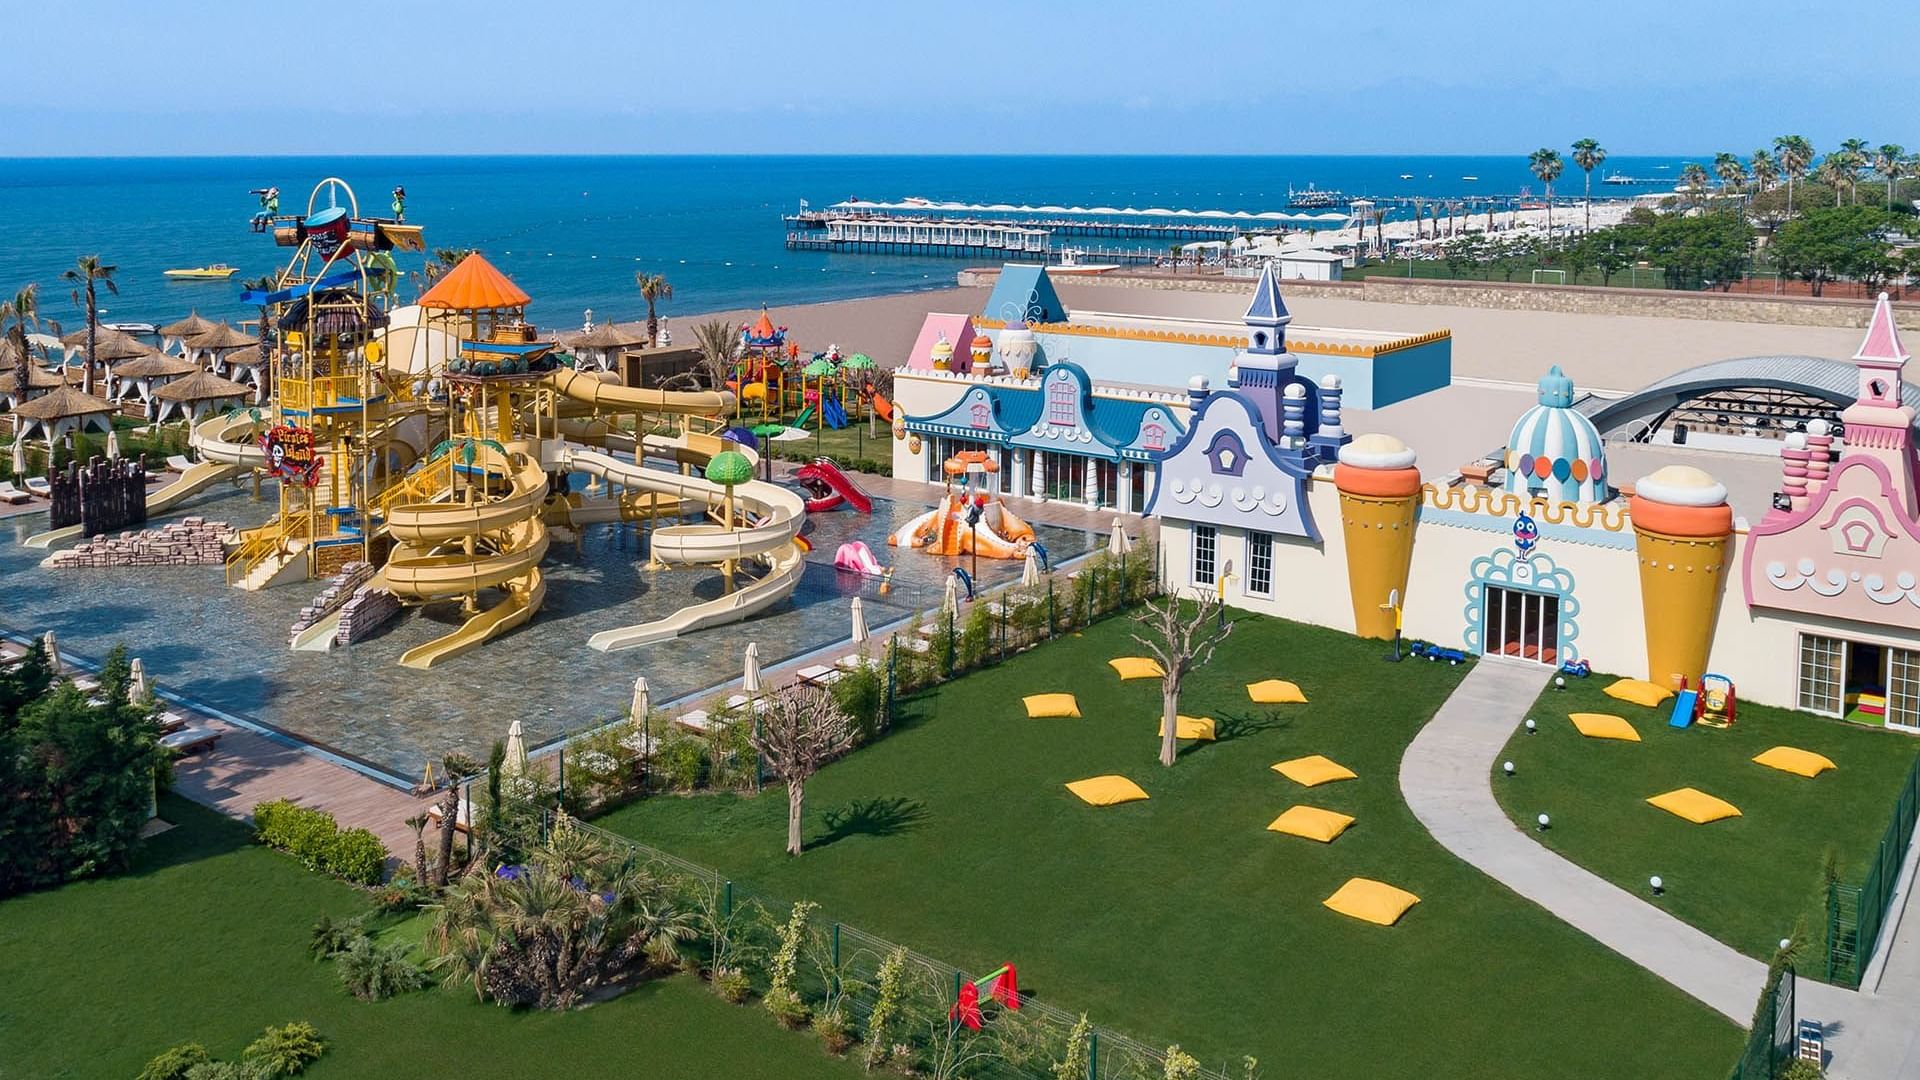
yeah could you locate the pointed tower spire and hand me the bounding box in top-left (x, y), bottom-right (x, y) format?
top-left (1837, 292), bottom-right (1917, 514)
top-left (1242, 259), bottom-right (1292, 356)
top-left (1856, 292), bottom-right (1911, 367)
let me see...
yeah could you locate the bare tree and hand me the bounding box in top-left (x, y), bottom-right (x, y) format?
top-left (1131, 589), bottom-right (1235, 767)
top-left (747, 684), bottom-right (854, 856)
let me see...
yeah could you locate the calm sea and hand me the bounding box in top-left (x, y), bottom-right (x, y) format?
top-left (0, 154), bottom-right (1695, 331)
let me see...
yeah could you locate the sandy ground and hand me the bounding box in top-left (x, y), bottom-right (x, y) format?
top-left (635, 279), bottom-right (1865, 395)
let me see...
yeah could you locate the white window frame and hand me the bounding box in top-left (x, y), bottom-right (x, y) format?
top-left (1796, 633), bottom-right (1846, 717)
top-left (1888, 646), bottom-right (1920, 732)
top-left (1192, 524), bottom-right (1217, 587)
top-left (1246, 530), bottom-right (1274, 597)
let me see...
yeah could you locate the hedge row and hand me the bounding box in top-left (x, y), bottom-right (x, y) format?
top-left (252, 799), bottom-right (388, 885)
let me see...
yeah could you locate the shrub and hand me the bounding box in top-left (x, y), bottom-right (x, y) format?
top-left (369, 879), bottom-right (424, 914)
top-left (763, 985), bottom-right (811, 1029)
top-left (337, 936), bottom-right (428, 1001)
top-left (711, 965), bottom-right (753, 1004)
top-left (813, 1006), bottom-right (854, 1054)
top-left (654, 731), bottom-right (709, 792)
top-left (242, 1022), bottom-right (326, 1076)
top-left (308, 912), bottom-right (369, 960)
top-left (324, 828), bottom-right (387, 885)
top-left (831, 658), bottom-right (885, 743)
top-left (139, 1044), bottom-right (213, 1080)
top-left (181, 1062), bottom-right (260, 1080)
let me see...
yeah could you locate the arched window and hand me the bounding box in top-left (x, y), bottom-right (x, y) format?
top-left (1141, 423), bottom-right (1166, 451)
top-left (969, 401), bottom-right (991, 429)
top-left (1253, 331), bottom-right (1268, 350)
top-left (1048, 378), bottom-right (1077, 426)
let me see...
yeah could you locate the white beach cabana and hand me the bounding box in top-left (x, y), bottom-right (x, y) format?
top-left (108, 351), bottom-right (197, 414)
top-left (216, 345), bottom-right (269, 403)
top-left (9, 385), bottom-right (117, 453)
top-left (152, 369), bottom-right (251, 425)
top-left (156, 312), bottom-right (218, 356)
top-left (559, 323), bottom-right (649, 372)
top-left (183, 323), bottom-right (258, 369)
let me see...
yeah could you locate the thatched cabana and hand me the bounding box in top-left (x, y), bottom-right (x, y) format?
top-left (109, 352), bottom-right (199, 412)
top-left (153, 369), bottom-right (250, 424)
top-left (0, 361), bottom-right (69, 412)
top-left (9, 385), bottom-right (117, 449)
top-left (157, 312), bottom-right (218, 354)
top-left (60, 327), bottom-right (152, 366)
top-left (218, 345), bottom-right (268, 402)
top-left (559, 322), bottom-right (649, 371)
top-left (184, 323), bottom-right (258, 367)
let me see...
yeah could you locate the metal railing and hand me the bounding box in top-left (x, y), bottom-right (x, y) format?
top-left (1826, 753), bottom-right (1920, 987)
top-left (1728, 966), bottom-right (1795, 1080)
top-left (225, 510), bottom-right (310, 586)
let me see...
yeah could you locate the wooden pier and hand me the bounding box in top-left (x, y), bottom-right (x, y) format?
top-left (788, 217), bottom-right (1052, 258)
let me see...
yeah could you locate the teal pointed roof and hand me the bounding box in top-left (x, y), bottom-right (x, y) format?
top-left (985, 264), bottom-right (1068, 325)
top-left (1244, 260), bottom-right (1292, 328)
top-left (1537, 364), bottom-right (1575, 408)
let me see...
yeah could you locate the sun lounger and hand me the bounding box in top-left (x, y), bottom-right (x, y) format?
top-left (796, 664), bottom-right (843, 687)
top-left (426, 794), bottom-right (474, 834)
top-left (836, 653), bottom-right (867, 671)
top-left (156, 711), bottom-right (191, 734)
top-left (24, 476), bottom-right (51, 497)
top-left (160, 726), bottom-right (221, 755)
top-left (0, 482), bottom-right (31, 505)
top-left (166, 455), bottom-right (194, 473)
top-left (724, 693), bottom-right (769, 714)
top-left (904, 637), bottom-right (931, 653)
top-left (674, 709), bottom-right (735, 735)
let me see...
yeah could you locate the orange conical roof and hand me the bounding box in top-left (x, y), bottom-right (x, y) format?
top-left (750, 308), bottom-right (777, 340)
top-left (418, 253), bottom-right (531, 311)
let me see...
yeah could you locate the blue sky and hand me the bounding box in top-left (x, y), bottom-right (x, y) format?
top-left (3, 0), bottom-right (1911, 155)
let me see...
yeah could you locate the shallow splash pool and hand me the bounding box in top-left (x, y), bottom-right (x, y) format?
top-left (0, 484), bottom-right (1096, 782)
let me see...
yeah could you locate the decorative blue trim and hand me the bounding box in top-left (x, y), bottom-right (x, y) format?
top-left (1418, 507), bottom-right (1636, 550)
top-left (1461, 547), bottom-right (1581, 662)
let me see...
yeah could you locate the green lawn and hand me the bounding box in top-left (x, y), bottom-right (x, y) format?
top-left (1493, 674), bottom-right (1920, 970)
top-left (598, 613), bottom-right (1741, 1079)
top-left (0, 795), bottom-right (861, 1079)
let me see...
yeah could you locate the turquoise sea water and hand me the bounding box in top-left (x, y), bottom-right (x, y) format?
top-left (0, 154), bottom-right (1696, 331)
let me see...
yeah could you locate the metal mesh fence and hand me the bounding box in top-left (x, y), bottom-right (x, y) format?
top-left (556, 815), bottom-right (1238, 1080)
top-left (1826, 753), bottom-right (1920, 987)
top-left (1727, 966), bottom-right (1794, 1080)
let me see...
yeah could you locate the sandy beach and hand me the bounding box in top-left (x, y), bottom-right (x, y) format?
top-left (634, 275), bottom-right (1864, 395)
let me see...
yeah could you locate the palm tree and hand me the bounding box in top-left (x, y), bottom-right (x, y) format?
top-left (1680, 163), bottom-right (1710, 209)
top-left (1874, 144), bottom-right (1907, 210)
top-left (634, 272), bottom-right (672, 346)
top-left (1570, 138), bottom-right (1607, 231)
top-left (1528, 148), bottom-right (1565, 238)
top-left (1839, 138), bottom-right (1872, 203)
top-left (691, 317), bottom-right (740, 391)
top-left (1813, 156), bottom-right (1850, 207)
top-left (1774, 136), bottom-right (1814, 216)
top-left (1713, 152), bottom-right (1748, 194)
top-left (1750, 149), bottom-right (1779, 193)
top-left (2, 284), bottom-right (46, 404)
top-left (62, 255), bottom-right (117, 395)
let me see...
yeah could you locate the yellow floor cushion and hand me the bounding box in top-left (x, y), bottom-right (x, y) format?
top-left (1604, 679), bottom-right (1674, 708)
top-left (1247, 679), bottom-right (1308, 704)
top-left (1647, 787), bottom-right (1742, 823)
top-left (1108, 656), bottom-right (1166, 680)
top-left (1753, 746), bottom-right (1837, 778)
top-left (1569, 712), bottom-right (1642, 742)
top-left (1323, 878), bottom-right (1421, 926)
top-left (1272, 755), bottom-right (1357, 787)
top-left (1267, 805), bottom-right (1355, 843)
top-left (1065, 775), bottom-right (1150, 806)
top-left (1154, 715), bottom-right (1216, 741)
top-left (1023, 693), bottom-right (1081, 718)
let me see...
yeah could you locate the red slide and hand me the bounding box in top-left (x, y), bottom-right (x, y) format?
top-left (793, 458), bottom-right (874, 513)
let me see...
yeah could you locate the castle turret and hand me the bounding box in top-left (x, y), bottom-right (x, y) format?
top-left (1629, 465), bottom-right (1734, 689)
top-left (1502, 365), bottom-right (1607, 506)
top-left (1837, 294), bottom-right (1915, 513)
top-left (1234, 260), bottom-right (1300, 446)
top-left (1334, 434), bottom-right (1422, 640)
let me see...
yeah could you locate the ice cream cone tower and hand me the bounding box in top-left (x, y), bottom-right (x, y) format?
top-left (1334, 434), bottom-right (1423, 640)
top-left (1628, 466), bottom-right (1734, 689)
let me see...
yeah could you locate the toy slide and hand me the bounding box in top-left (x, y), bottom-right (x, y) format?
top-left (823, 398), bottom-right (848, 429)
top-left (382, 442), bottom-right (552, 669)
top-left (564, 448), bottom-right (808, 651)
top-left (889, 491), bottom-right (1035, 559)
top-left (793, 458), bottom-right (873, 513)
top-left (541, 366), bottom-right (733, 418)
top-left (793, 404), bottom-right (816, 429)
top-left (833, 541), bottom-right (889, 576)
top-left (1669, 689), bottom-right (1698, 729)
top-left (869, 391), bottom-right (895, 424)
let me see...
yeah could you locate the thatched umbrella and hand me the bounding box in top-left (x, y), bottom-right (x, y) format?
top-left (109, 352), bottom-right (196, 405)
top-left (153, 369), bottom-right (250, 423)
top-left (61, 327), bottom-right (151, 364)
top-left (184, 323), bottom-right (257, 367)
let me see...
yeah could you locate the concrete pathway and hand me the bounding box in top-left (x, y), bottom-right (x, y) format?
top-left (1397, 658), bottom-right (1920, 1077)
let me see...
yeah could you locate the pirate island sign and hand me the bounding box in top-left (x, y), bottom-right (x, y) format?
top-left (260, 424), bottom-right (323, 487)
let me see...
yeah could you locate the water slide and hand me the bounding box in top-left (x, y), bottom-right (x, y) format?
top-left (793, 458), bottom-right (873, 513)
top-left (889, 492), bottom-right (1035, 559)
top-left (563, 447), bottom-right (808, 652)
top-left (381, 442), bottom-right (552, 669)
top-left (540, 367), bottom-right (732, 418)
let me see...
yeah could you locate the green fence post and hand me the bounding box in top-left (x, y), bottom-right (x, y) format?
top-left (886, 640), bottom-right (897, 727)
top-left (832, 923), bottom-right (842, 994)
top-left (723, 880), bottom-right (733, 918)
top-left (945, 609), bottom-right (955, 677)
top-left (1047, 580), bottom-right (1055, 638)
top-left (1088, 1030), bottom-right (1099, 1080)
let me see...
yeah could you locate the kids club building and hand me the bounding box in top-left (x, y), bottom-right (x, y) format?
top-left (1150, 289), bottom-right (1920, 725)
top-left (887, 263), bottom-right (1452, 514)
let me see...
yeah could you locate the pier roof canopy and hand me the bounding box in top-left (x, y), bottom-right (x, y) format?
top-left (419, 253), bottom-right (531, 312)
